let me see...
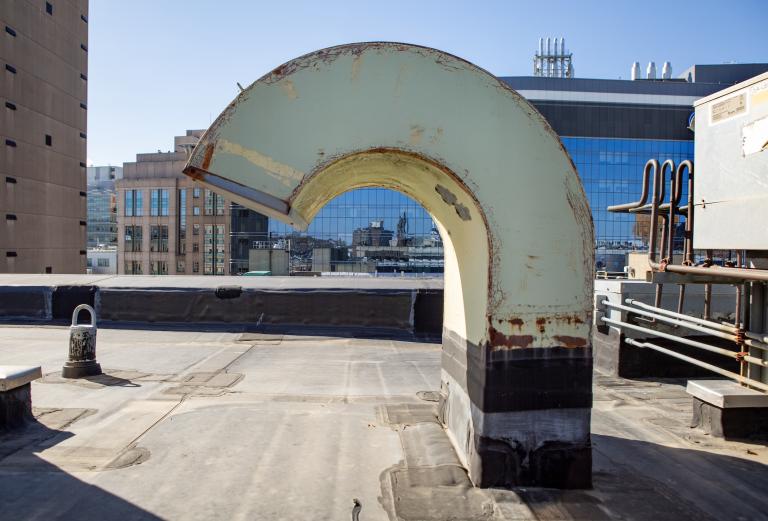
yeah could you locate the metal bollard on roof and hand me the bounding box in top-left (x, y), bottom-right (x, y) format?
top-left (62, 304), bottom-right (102, 379)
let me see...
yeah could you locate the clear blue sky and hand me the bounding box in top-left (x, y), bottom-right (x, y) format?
top-left (87, 0), bottom-right (767, 166)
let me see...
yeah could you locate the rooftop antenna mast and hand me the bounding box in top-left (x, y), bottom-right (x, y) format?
top-left (534, 37), bottom-right (574, 78)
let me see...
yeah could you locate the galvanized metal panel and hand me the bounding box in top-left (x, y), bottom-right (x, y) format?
top-left (693, 72), bottom-right (768, 249)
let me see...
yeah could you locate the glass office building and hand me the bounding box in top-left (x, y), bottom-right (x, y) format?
top-left (562, 137), bottom-right (694, 270)
top-left (268, 188), bottom-right (442, 275)
top-left (87, 166), bottom-right (123, 249)
top-left (264, 64), bottom-right (768, 275)
top-left (502, 74), bottom-right (735, 271)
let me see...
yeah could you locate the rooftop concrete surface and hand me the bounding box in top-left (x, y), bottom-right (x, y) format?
top-left (0, 274), bottom-right (443, 290)
top-left (0, 325), bottom-right (767, 520)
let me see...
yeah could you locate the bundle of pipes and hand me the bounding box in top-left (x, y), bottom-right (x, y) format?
top-left (608, 158), bottom-right (768, 283)
top-left (605, 157), bottom-right (768, 391)
top-left (598, 297), bottom-right (768, 392)
top-left (607, 159), bottom-right (768, 323)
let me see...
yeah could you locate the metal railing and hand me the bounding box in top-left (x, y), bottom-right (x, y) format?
top-left (598, 297), bottom-right (768, 392)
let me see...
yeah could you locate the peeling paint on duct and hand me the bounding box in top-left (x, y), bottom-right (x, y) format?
top-left (280, 79), bottom-right (298, 100)
top-left (351, 53), bottom-right (363, 82)
top-left (216, 139), bottom-right (305, 187)
top-left (435, 184), bottom-right (471, 221)
top-left (488, 327), bottom-right (534, 349)
top-left (553, 335), bottom-right (588, 348)
top-left (410, 125), bottom-right (425, 145)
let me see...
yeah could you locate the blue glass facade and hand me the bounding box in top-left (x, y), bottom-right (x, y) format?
top-left (262, 68), bottom-right (765, 275)
top-left (265, 138), bottom-right (694, 275)
top-left (268, 188), bottom-right (441, 274)
top-left (562, 137), bottom-right (694, 269)
top-left (269, 189), bottom-right (435, 243)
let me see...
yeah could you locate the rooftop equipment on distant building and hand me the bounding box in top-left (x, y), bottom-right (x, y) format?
top-left (632, 61), bottom-right (673, 80)
top-left (647, 61), bottom-right (657, 80)
top-left (533, 37), bottom-right (574, 78)
top-left (662, 61), bottom-right (672, 79)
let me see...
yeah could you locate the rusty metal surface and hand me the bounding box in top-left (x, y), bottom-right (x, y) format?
top-left (183, 42), bottom-right (594, 352)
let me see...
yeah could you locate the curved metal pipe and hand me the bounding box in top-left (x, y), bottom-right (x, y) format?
top-left (678, 160), bottom-right (694, 265)
top-left (645, 159), bottom-right (768, 282)
top-left (663, 159), bottom-right (682, 263)
top-left (607, 159), bottom-right (657, 212)
top-left (647, 159), bottom-right (665, 307)
top-left (648, 160), bottom-right (663, 266)
top-left (662, 160), bottom-right (691, 313)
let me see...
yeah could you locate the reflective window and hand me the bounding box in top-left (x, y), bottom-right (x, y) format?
top-left (561, 137), bottom-right (694, 271)
top-left (178, 189), bottom-right (187, 240)
top-left (267, 188), bottom-right (442, 276)
top-left (124, 225), bottom-right (142, 252)
top-left (124, 191), bottom-right (133, 217)
top-left (150, 190), bottom-right (159, 216)
top-left (150, 189), bottom-right (169, 216)
top-left (135, 190), bottom-right (143, 216)
top-left (150, 225), bottom-right (168, 252)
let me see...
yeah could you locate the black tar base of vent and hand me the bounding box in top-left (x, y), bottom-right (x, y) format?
top-left (440, 332), bottom-right (593, 488)
top-left (442, 331), bottom-right (593, 413)
top-left (473, 437), bottom-right (592, 489)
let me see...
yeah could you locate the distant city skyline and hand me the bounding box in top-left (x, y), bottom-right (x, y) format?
top-left (87, 0), bottom-right (766, 166)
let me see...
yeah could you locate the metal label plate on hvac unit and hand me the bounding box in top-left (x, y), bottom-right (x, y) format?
top-left (710, 93), bottom-right (746, 124)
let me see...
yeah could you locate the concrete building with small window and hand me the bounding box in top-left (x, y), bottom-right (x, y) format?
top-left (116, 130), bottom-right (268, 275)
top-left (1, 0), bottom-right (90, 273)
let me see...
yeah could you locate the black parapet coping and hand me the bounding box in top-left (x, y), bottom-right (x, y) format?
top-left (0, 283), bottom-right (443, 336)
top-left (413, 289), bottom-right (443, 338)
top-left (473, 435), bottom-right (592, 489)
top-left (98, 287), bottom-right (416, 329)
top-left (0, 286), bottom-right (51, 320)
top-left (52, 286), bottom-right (96, 320)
